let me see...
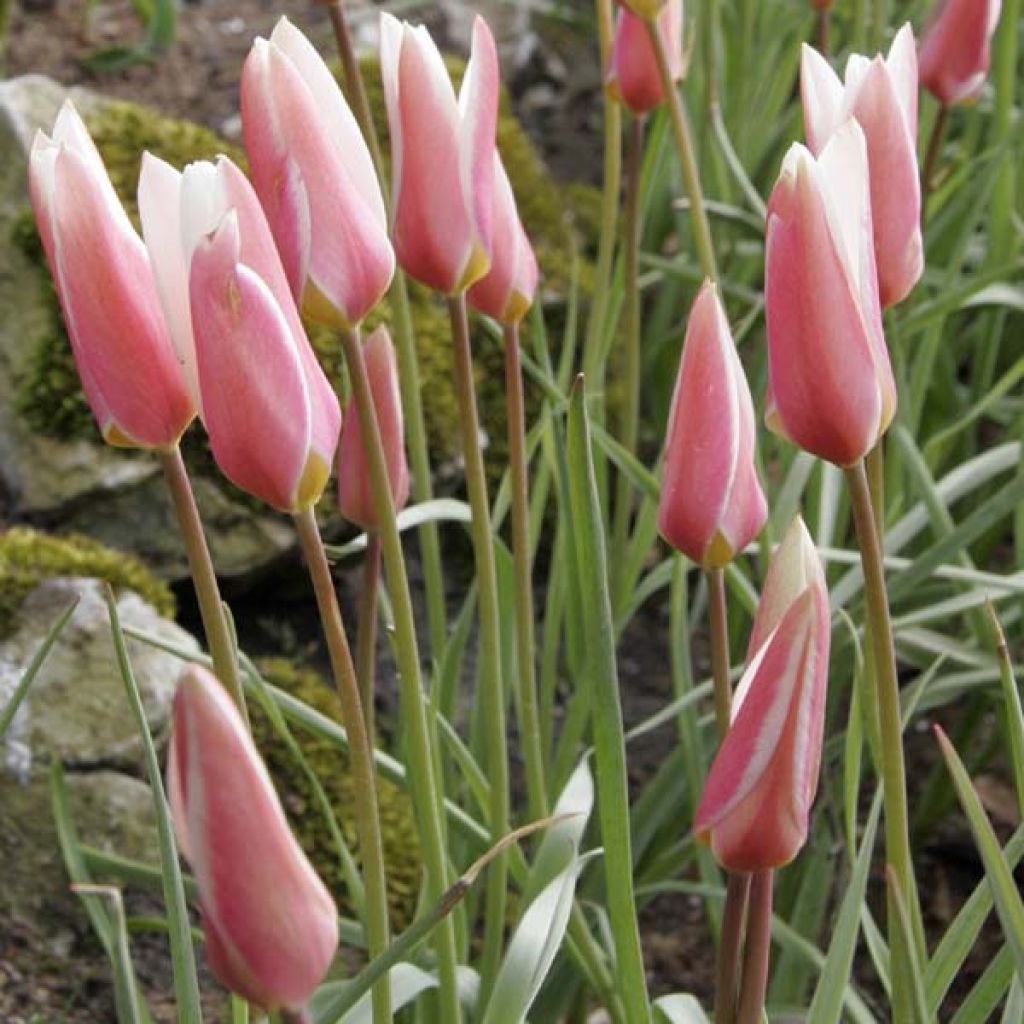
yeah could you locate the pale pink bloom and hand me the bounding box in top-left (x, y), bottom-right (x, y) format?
top-left (168, 666), bottom-right (338, 1012)
top-left (140, 154), bottom-right (341, 511)
top-left (337, 326), bottom-right (409, 530)
top-left (241, 18), bottom-right (394, 327)
top-left (380, 13), bottom-right (500, 294)
top-left (919, 0), bottom-right (1002, 106)
top-left (605, 0), bottom-right (684, 116)
top-left (467, 154), bottom-right (538, 324)
top-left (657, 281), bottom-right (767, 569)
top-left (28, 101), bottom-right (194, 449)
top-left (764, 120), bottom-right (896, 467)
top-left (801, 25), bottom-right (922, 307)
top-left (694, 517), bottom-right (830, 871)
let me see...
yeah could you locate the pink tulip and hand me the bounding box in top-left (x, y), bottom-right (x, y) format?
top-left (241, 18), bottom-right (395, 328)
top-left (467, 154), bottom-right (538, 324)
top-left (919, 0), bottom-right (1002, 107)
top-left (380, 13), bottom-right (500, 295)
top-left (336, 326), bottom-right (410, 530)
top-left (657, 281), bottom-right (767, 569)
top-left (764, 120), bottom-right (896, 467)
top-left (605, 0), bottom-right (684, 116)
top-left (801, 26), bottom-right (922, 307)
top-left (694, 517), bottom-right (830, 871)
top-left (168, 665), bottom-right (338, 1012)
top-left (140, 154), bottom-right (341, 512)
top-left (28, 102), bottom-right (194, 449)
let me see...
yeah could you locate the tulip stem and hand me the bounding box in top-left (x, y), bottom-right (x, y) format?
top-left (293, 508), bottom-right (392, 1024)
top-left (336, 327), bottom-right (461, 1024)
top-left (158, 446), bottom-right (247, 725)
top-left (504, 321), bottom-right (548, 821)
top-left (707, 568), bottom-right (732, 741)
top-left (355, 533), bottom-right (382, 739)
top-left (447, 294), bottom-right (510, 1003)
top-left (715, 872), bottom-right (751, 1024)
top-left (647, 19), bottom-right (718, 283)
top-left (845, 460), bottom-right (926, 1019)
top-left (815, 7), bottom-right (829, 56)
top-left (734, 870), bottom-right (773, 1024)
top-left (922, 105), bottom-right (949, 198)
top-left (611, 115), bottom-right (645, 598)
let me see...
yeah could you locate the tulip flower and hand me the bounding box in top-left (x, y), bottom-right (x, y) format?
top-left (467, 154), bottom-right (538, 324)
top-left (694, 517), bottom-right (830, 871)
top-left (801, 26), bottom-right (922, 307)
top-left (380, 13), bottom-right (499, 295)
top-left (28, 102), bottom-right (194, 449)
top-left (241, 18), bottom-right (395, 328)
top-left (919, 0), bottom-right (1002, 107)
top-left (337, 326), bottom-right (409, 530)
top-left (764, 120), bottom-right (896, 467)
top-left (139, 154), bottom-right (341, 512)
top-left (605, 0), bottom-right (684, 117)
top-left (168, 665), bottom-right (338, 1012)
top-left (657, 281), bottom-right (767, 569)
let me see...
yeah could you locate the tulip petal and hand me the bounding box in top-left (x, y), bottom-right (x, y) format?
top-left (800, 44), bottom-right (845, 152)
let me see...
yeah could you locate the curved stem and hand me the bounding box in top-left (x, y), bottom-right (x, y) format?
top-left (707, 567), bottom-right (732, 742)
top-left (448, 294), bottom-right (510, 1002)
top-left (504, 321), bottom-right (548, 820)
top-left (922, 105), bottom-right (949, 198)
top-left (158, 446), bottom-right (247, 725)
top-left (355, 533), bottom-right (382, 739)
top-left (734, 870), bottom-right (773, 1024)
top-left (647, 21), bottom-right (718, 282)
top-left (336, 327), bottom-right (461, 1023)
top-left (715, 872), bottom-right (751, 1024)
top-left (293, 508), bottom-right (392, 1024)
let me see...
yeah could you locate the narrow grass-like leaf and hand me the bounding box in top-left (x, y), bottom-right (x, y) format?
top-left (989, 604), bottom-right (1024, 818)
top-left (652, 992), bottom-right (712, 1023)
top-left (949, 945), bottom-right (1014, 1024)
top-left (325, 499), bottom-right (472, 559)
top-left (885, 865), bottom-right (931, 1023)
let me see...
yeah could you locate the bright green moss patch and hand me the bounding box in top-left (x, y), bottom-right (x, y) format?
top-left (0, 527), bottom-right (175, 637)
top-left (249, 658), bottom-right (422, 928)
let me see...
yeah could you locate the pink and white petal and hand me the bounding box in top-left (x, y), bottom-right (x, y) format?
top-left (886, 23), bottom-right (918, 137)
top-left (800, 44), bottom-right (845, 152)
top-left (379, 13), bottom-right (406, 211)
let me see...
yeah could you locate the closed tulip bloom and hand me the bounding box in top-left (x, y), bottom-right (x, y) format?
top-left (764, 120), bottom-right (896, 467)
top-left (919, 0), bottom-right (1002, 107)
top-left (380, 13), bottom-right (500, 295)
top-left (657, 281), bottom-right (767, 569)
top-left (337, 326), bottom-right (409, 530)
top-left (467, 155), bottom-right (538, 324)
top-left (141, 155), bottom-right (341, 511)
top-left (241, 18), bottom-right (394, 328)
top-left (801, 26), bottom-right (922, 307)
top-left (694, 517), bottom-right (830, 871)
top-left (168, 666), bottom-right (338, 1012)
top-left (28, 102), bottom-right (194, 449)
top-left (605, 0), bottom-right (684, 116)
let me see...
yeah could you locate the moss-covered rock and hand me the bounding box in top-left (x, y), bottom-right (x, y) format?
top-left (249, 658), bottom-right (422, 929)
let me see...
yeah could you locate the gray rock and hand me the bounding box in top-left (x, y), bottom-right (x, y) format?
top-left (0, 74), bottom-right (296, 580)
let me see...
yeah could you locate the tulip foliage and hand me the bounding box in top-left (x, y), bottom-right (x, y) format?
top-left (16, 1), bottom-right (1023, 1023)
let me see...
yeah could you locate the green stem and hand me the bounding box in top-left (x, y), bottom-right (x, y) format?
top-left (611, 115), bottom-right (645, 593)
top-left (870, 0), bottom-right (886, 51)
top-left (504, 321), bottom-right (548, 821)
top-left (647, 21), bottom-right (718, 282)
top-left (158, 446), bottom-right (247, 724)
top-left (336, 327), bottom-right (461, 1024)
top-left (355, 533), bottom-right (382, 740)
top-left (845, 460), bottom-right (925, 1021)
top-left (707, 567), bottom-right (732, 742)
top-left (734, 870), bottom-right (773, 1024)
top-left (293, 509), bottom-right (392, 1024)
top-left (990, 0), bottom-right (1020, 264)
top-left (715, 872), bottom-right (751, 1024)
top-left (922, 105), bottom-right (949, 199)
top-left (447, 294), bottom-right (510, 1002)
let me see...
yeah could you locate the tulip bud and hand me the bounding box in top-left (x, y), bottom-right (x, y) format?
top-left (168, 666), bottom-right (339, 1012)
top-left (694, 517), bottom-right (830, 871)
top-left (380, 13), bottom-right (500, 295)
top-left (605, 0), bottom-right (684, 116)
top-left (337, 327), bottom-right (410, 530)
top-left (140, 154), bottom-right (341, 512)
top-left (657, 281), bottom-right (767, 569)
top-left (467, 155), bottom-right (538, 325)
top-left (919, 0), bottom-right (1002, 107)
top-left (801, 26), bottom-right (922, 308)
top-left (241, 18), bottom-right (395, 328)
top-left (28, 102), bottom-right (195, 450)
top-left (764, 120), bottom-right (896, 467)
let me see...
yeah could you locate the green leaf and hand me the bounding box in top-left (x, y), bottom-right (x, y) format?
top-left (949, 946), bottom-right (1014, 1024)
top-left (326, 499), bottom-right (472, 558)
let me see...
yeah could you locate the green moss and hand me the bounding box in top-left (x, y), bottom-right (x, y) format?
top-left (249, 658), bottom-right (422, 929)
top-left (0, 527), bottom-right (175, 636)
